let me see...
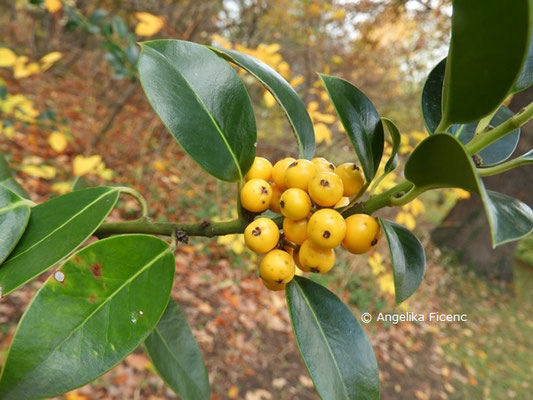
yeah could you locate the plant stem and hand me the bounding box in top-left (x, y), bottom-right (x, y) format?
top-left (478, 156), bottom-right (533, 177)
top-left (95, 181), bottom-right (414, 238)
top-left (466, 102), bottom-right (533, 155)
top-left (434, 119), bottom-right (450, 134)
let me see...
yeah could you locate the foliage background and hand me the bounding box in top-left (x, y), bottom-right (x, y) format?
top-left (0, 0), bottom-right (531, 399)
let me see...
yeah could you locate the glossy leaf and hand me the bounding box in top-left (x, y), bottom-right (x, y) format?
top-left (378, 219), bottom-right (426, 304)
top-left (145, 299), bottom-right (210, 400)
top-left (381, 117), bottom-right (401, 173)
top-left (320, 74), bottom-right (384, 181)
top-left (0, 153), bottom-right (29, 199)
top-left (441, 0), bottom-right (531, 125)
top-left (0, 186), bottom-right (31, 265)
top-left (421, 58), bottom-right (446, 134)
top-left (138, 40), bottom-right (257, 182)
top-left (210, 46), bottom-right (315, 159)
top-left (404, 134), bottom-right (533, 246)
top-left (72, 176), bottom-right (90, 191)
top-left (0, 235), bottom-right (175, 400)
top-left (286, 276), bottom-right (379, 400)
top-left (422, 61), bottom-right (521, 165)
top-left (0, 186), bottom-right (119, 295)
top-left (513, 7), bottom-right (533, 93)
top-left (452, 106), bottom-right (520, 166)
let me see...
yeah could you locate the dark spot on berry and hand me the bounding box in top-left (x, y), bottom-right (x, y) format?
top-left (328, 164), bottom-right (334, 170)
top-left (280, 200), bottom-right (285, 208)
top-left (261, 186), bottom-right (269, 195)
top-left (371, 238), bottom-right (378, 246)
top-left (252, 227), bottom-right (262, 236)
top-left (352, 164), bottom-right (360, 171)
top-left (310, 267), bottom-right (319, 273)
top-left (320, 179), bottom-right (330, 187)
top-left (323, 230), bottom-right (331, 238)
top-left (289, 161), bottom-right (298, 168)
top-left (91, 263), bottom-right (102, 278)
top-left (262, 200), bottom-right (265, 204)
top-left (201, 220), bottom-right (211, 228)
top-left (276, 279), bottom-right (283, 284)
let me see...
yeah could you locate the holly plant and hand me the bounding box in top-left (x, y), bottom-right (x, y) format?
top-left (1, 1), bottom-right (533, 399)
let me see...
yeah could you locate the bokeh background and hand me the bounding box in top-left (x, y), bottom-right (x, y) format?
top-left (0, 1), bottom-right (531, 399)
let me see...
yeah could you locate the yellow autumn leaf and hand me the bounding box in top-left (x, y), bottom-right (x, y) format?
top-left (0, 123), bottom-right (16, 138)
top-left (290, 75), bottom-right (305, 88)
top-left (51, 182), bottom-right (72, 195)
top-left (0, 48), bottom-right (17, 67)
top-left (314, 123), bottom-right (332, 145)
top-left (263, 91), bottom-right (276, 108)
top-left (395, 211), bottom-right (416, 230)
top-left (45, 0), bottom-right (62, 13)
top-left (48, 131), bottom-right (68, 152)
top-left (22, 165), bottom-right (56, 179)
top-left (135, 12), bottom-right (164, 37)
top-left (73, 155), bottom-right (102, 176)
top-left (377, 273), bottom-right (395, 296)
top-left (40, 51), bottom-right (62, 71)
top-left (97, 168), bottom-right (114, 180)
top-left (13, 58), bottom-right (41, 79)
top-left (368, 253), bottom-right (385, 276)
top-left (312, 111), bottom-right (336, 124)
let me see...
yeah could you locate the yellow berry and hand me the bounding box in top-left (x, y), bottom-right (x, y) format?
top-left (259, 249), bottom-right (295, 283)
top-left (244, 218), bottom-right (280, 253)
top-left (335, 196), bottom-right (350, 208)
top-left (298, 239), bottom-right (335, 273)
top-left (308, 171), bottom-right (344, 207)
top-left (279, 188), bottom-right (311, 220)
top-left (307, 209), bottom-right (346, 248)
top-left (342, 214), bottom-right (380, 254)
top-left (269, 183), bottom-right (283, 213)
top-left (283, 218), bottom-right (308, 245)
top-left (335, 163), bottom-right (365, 196)
top-left (272, 157), bottom-right (295, 190)
top-left (312, 157), bottom-right (336, 172)
top-left (284, 159), bottom-right (317, 191)
top-left (240, 179), bottom-right (272, 212)
top-left (261, 278), bottom-right (286, 291)
top-left (245, 157), bottom-right (272, 181)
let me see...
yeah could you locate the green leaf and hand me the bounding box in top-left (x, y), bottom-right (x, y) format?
top-left (145, 299), bottom-right (210, 400)
top-left (0, 235), bottom-right (175, 400)
top-left (0, 186), bottom-right (31, 266)
top-left (378, 219), bottom-right (425, 304)
top-left (0, 187), bottom-right (119, 296)
top-left (404, 134), bottom-right (533, 246)
top-left (209, 46), bottom-right (315, 159)
top-left (513, 4), bottom-right (533, 93)
top-left (380, 118), bottom-right (401, 173)
top-left (138, 40), bottom-right (257, 182)
top-left (112, 16), bottom-right (128, 39)
top-left (286, 276), bottom-right (379, 400)
top-left (0, 153), bottom-right (29, 199)
top-left (72, 176), bottom-right (90, 191)
top-left (422, 61), bottom-right (521, 165)
top-left (421, 58), bottom-right (446, 134)
top-left (320, 74), bottom-right (384, 181)
top-left (441, 0), bottom-right (532, 125)
top-left (452, 106), bottom-right (520, 166)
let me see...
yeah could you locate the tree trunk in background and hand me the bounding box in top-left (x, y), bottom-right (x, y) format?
top-left (431, 88), bottom-right (533, 281)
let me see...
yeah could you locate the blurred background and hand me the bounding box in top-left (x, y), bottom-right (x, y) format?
top-left (0, 0), bottom-right (531, 399)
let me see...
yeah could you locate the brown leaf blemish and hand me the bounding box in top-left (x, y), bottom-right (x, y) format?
top-left (91, 263), bottom-right (102, 278)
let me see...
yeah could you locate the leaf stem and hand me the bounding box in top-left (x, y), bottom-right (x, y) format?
top-left (477, 156), bottom-right (533, 177)
top-left (116, 187), bottom-right (149, 217)
top-left (465, 101), bottom-right (533, 155)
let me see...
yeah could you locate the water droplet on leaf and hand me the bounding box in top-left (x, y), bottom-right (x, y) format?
top-left (54, 271), bottom-right (65, 283)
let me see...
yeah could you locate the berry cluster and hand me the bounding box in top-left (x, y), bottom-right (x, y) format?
top-left (240, 156), bottom-right (380, 291)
